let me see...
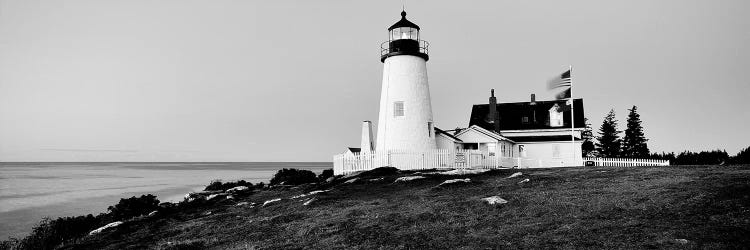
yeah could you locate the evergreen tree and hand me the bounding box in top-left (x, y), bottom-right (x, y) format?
top-left (581, 117), bottom-right (596, 157)
top-left (596, 109), bottom-right (621, 157)
top-left (621, 106), bottom-right (650, 158)
top-left (730, 146), bottom-right (750, 164)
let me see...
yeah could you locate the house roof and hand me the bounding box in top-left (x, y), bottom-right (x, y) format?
top-left (505, 135), bottom-right (579, 143)
top-left (470, 98), bottom-right (585, 131)
top-left (455, 125), bottom-right (515, 143)
top-left (434, 127), bottom-right (462, 142)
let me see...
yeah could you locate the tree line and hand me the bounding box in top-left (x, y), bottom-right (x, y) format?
top-left (580, 106), bottom-right (749, 165)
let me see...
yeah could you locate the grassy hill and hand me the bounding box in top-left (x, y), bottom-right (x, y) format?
top-left (64, 165), bottom-right (749, 249)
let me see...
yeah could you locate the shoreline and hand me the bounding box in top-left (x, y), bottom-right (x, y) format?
top-left (0, 162), bottom-right (331, 240)
top-left (0, 185), bottom-right (200, 239)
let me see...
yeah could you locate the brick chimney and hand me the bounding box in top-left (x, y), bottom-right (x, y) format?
top-left (489, 89), bottom-right (500, 133)
top-left (530, 94), bottom-right (536, 105)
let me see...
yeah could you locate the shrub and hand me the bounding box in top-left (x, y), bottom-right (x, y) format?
top-left (651, 149), bottom-right (730, 165)
top-left (269, 168), bottom-right (318, 186)
top-left (9, 214), bottom-right (104, 250)
top-left (318, 169), bottom-right (334, 180)
top-left (359, 167), bottom-right (399, 177)
top-left (4, 194), bottom-right (162, 250)
top-left (203, 179), bottom-right (254, 191)
top-left (108, 194), bottom-right (160, 221)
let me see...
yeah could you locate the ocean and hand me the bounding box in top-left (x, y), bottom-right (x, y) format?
top-left (0, 162), bottom-right (331, 239)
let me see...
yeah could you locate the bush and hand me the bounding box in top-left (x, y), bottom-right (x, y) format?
top-left (204, 179), bottom-right (254, 191)
top-left (108, 194), bottom-right (160, 221)
top-left (651, 149), bottom-right (730, 165)
top-left (8, 214), bottom-right (104, 250)
top-left (359, 167), bottom-right (399, 177)
top-left (269, 168), bottom-right (318, 186)
top-left (318, 169), bottom-right (334, 180)
top-left (3, 194), bottom-right (162, 250)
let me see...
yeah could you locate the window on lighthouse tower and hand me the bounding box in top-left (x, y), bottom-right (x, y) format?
top-left (394, 101), bottom-right (405, 117)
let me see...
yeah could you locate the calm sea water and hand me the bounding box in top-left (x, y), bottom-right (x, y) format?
top-left (0, 162), bottom-right (331, 239)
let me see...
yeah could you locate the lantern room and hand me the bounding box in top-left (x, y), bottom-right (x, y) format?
top-left (381, 11), bottom-right (429, 62)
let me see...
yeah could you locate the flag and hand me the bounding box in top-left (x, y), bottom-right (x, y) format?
top-left (555, 87), bottom-right (571, 100)
top-left (547, 69), bottom-right (571, 90)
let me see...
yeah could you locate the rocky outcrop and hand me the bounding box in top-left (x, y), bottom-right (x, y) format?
top-left (394, 176), bottom-right (425, 182)
top-left (481, 196), bottom-right (508, 205)
top-left (226, 186), bottom-right (249, 193)
top-left (89, 221), bottom-right (123, 235)
top-left (262, 198), bottom-right (282, 207)
top-left (437, 178), bottom-right (471, 187)
top-left (303, 198), bottom-right (316, 206)
top-left (507, 172), bottom-right (523, 178)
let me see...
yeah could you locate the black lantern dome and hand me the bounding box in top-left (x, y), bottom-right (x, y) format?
top-left (381, 11), bottom-right (429, 62)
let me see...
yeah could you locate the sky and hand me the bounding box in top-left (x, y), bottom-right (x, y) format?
top-left (1, 0), bottom-right (748, 162)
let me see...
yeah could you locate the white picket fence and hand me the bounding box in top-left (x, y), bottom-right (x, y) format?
top-left (582, 157), bottom-right (669, 167)
top-left (333, 150), bottom-right (670, 175)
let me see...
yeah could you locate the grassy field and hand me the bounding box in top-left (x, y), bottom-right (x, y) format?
top-left (64, 165), bottom-right (749, 249)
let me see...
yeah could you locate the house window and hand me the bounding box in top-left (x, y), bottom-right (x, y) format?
top-left (553, 144), bottom-right (560, 158)
top-left (522, 116), bottom-right (529, 124)
top-left (549, 105), bottom-right (563, 127)
top-left (488, 143), bottom-right (496, 156)
top-left (393, 101), bottom-right (404, 117)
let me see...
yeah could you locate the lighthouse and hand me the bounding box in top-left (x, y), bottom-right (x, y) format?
top-left (375, 11), bottom-right (436, 152)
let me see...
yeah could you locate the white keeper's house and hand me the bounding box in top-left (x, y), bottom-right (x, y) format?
top-left (333, 10), bottom-right (609, 174)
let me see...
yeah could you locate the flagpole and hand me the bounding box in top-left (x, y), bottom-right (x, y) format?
top-left (569, 65), bottom-right (575, 166)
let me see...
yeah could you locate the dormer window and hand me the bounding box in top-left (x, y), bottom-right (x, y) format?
top-left (549, 104), bottom-right (563, 127)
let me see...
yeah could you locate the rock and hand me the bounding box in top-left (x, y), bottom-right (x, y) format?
top-left (438, 169), bottom-right (490, 175)
top-left (89, 221), bottom-right (123, 235)
top-left (344, 178), bottom-right (359, 184)
top-left (438, 178), bottom-right (471, 186)
top-left (203, 211), bottom-right (212, 216)
top-left (291, 193), bottom-right (308, 199)
top-left (236, 202), bottom-right (256, 207)
top-left (482, 196), bottom-right (509, 205)
top-left (207, 193), bottom-right (228, 200)
top-left (226, 186), bottom-right (249, 193)
top-left (293, 189), bottom-right (330, 199)
top-left (147, 211), bottom-right (158, 217)
top-left (308, 190), bottom-right (330, 195)
top-left (262, 198), bottom-right (282, 206)
top-left (674, 239), bottom-right (689, 244)
top-left (394, 176), bottom-right (426, 182)
top-left (507, 172), bottom-right (523, 178)
top-left (325, 177), bottom-right (335, 183)
top-left (303, 198), bottom-right (316, 206)
top-left (518, 178), bottom-right (530, 184)
top-left (226, 195), bottom-right (234, 200)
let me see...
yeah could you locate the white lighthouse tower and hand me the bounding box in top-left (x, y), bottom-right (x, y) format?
top-left (375, 11), bottom-right (436, 152)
